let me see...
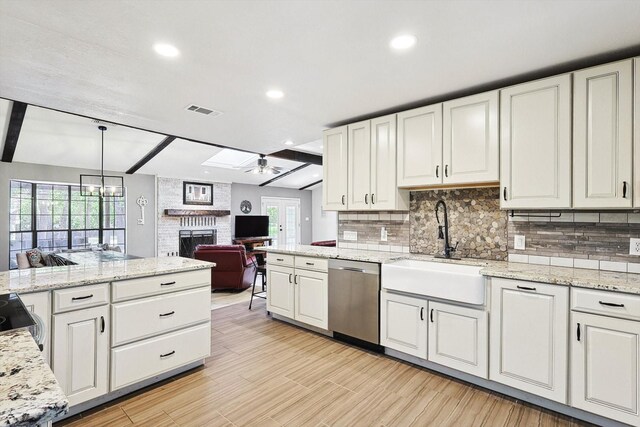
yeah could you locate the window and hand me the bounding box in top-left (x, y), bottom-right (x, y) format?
top-left (9, 180), bottom-right (126, 269)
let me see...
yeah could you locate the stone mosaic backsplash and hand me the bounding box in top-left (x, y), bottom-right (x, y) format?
top-left (410, 188), bottom-right (508, 260)
top-left (508, 211), bottom-right (640, 272)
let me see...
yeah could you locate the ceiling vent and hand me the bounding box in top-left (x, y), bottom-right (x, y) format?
top-left (185, 104), bottom-right (223, 117)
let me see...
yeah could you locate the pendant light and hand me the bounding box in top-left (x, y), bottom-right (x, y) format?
top-left (80, 125), bottom-right (124, 197)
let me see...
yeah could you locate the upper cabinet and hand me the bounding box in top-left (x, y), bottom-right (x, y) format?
top-left (443, 91), bottom-right (499, 185)
top-left (573, 59), bottom-right (633, 208)
top-left (322, 126), bottom-right (349, 211)
top-left (635, 57), bottom-right (640, 208)
top-left (500, 74), bottom-right (572, 209)
top-left (397, 104), bottom-right (443, 187)
top-left (324, 115), bottom-right (408, 211)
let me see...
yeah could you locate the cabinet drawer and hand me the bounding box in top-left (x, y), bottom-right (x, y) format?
top-left (294, 256), bottom-right (328, 272)
top-left (572, 288), bottom-right (640, 321)
top-left (268, 254), bottom-right (294, 267)
top-left (111, 323), bottom-right (211, 391)
top-left (53, 283), bottom-right (109, 313)
top-left (112, 286), bottom-right (211, 346)
top-left (112, 269), bottom-right (210, 302)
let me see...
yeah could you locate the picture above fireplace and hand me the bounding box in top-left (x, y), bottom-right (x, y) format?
top-left (183, 181), bottom-right (213, 205)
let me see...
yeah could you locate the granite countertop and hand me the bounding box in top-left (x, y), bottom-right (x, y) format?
top-left (57, 250), bottom-right (140, 264)
top-left (0, 257), bottom-right (214, 294)
top-left (263, 245), bottom-right (640, 295)
top-left (0, 330), bottom-right (68, 426)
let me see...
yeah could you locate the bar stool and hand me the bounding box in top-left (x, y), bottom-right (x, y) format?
top-left (249, 252), bottom-right (267, 310)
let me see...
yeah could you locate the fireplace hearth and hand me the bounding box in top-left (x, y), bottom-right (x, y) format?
top-left (179, 229), bottom-right (217, 258)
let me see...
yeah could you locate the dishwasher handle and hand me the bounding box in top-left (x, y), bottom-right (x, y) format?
top-left (336, 266), bottom-right (367, 273)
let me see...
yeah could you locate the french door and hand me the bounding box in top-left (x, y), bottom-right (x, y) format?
top-left (261, 197), bottom-right (300, 247)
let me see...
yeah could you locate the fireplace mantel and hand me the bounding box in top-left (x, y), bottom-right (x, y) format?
top-left (164, 209), bottom-right (231, 217)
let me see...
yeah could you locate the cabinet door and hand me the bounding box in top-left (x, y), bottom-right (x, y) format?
top-left (267, 265), bottom-right (295, 318)
top-left (294, 269), bottom-right (328, 329)
top-left (489, 278), bottom-right (569, 403)
top-left (52, 305), bottom-right (109, 406)
top-left (635, 57), bottom-right (640, 208)
top-left (347, 120), bottom-right (371, 210)
top-left (443, 90), bottom-right (499, 185)
top-left (574, 60), bottom-right (633, 208)
top-left (380, 291), bottom-right (427, 359)
top-left (323, 126), bottom-right (349, 210)
top-left (571, 312), bottom-right (640, 425)
top-left (500, 74), bottom-right (572, 209)
top-left (19, 291), bottom-right (51, 365)
top-left (397, 104), bottom-right (443, 187)
top-left (371, 114), bottom-right (400, 210)
top-left (428, 301), bottom-right (488, 379)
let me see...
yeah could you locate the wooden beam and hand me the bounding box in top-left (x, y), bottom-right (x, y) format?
top-left (269, 149), bottom-right (322, 166)
top-left (259, 163), bottom-right (311, 187)
top-left (1, 102), bottom-right (28, 163)
top-left (299, 179), bottom-right (322, 190)
top-left (126, 136), bottom-right (176, 174)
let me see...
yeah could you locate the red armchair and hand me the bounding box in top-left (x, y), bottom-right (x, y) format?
top-left (194, 244), bottom-right (257, 291)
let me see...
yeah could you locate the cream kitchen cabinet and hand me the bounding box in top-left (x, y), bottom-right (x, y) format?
top-left (370, 115), bottom-right (407, 210)
top-left (500, 74), bottom-right (572, 209)
top-left (635, 57), bottom-right (640, 208)
top-left (19, 291), bottom-right (51, 365)
top-left (428, 301), bottom-right (488, 379)
top-left (380, 290), bottom-right (428, 358)
top-left (347, 120), bottom-right (371, 210)
top-left (442, 90), bottom-right (499, 186)
top-left (267, 256), bottom-right (328, 329)
top-left (52, 304), bottom-right (109, 407)
top-left (322, 125), bottom-right (349, 211)
top-left (573, 59), bottom-right (633, 208)
top-left (571, 311), bottom-right (640, 425)
top-left (489, 278), bottom-right (569, 403)
top-left (397, 104), bottom-right (443, 187)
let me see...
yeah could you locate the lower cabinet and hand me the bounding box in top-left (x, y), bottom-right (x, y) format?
top-left (52, 305), bottom-right (109, 407)
top-left (571, 311), bottom-right (640, 425)
top-left (428, 301), bottom-right (488, 379)
top-left (489, 278), bottom-right (569, 403)
top-left (380, 290), bottom-right (428, 359)
top-left (267, 258), bottom-right (328, 330)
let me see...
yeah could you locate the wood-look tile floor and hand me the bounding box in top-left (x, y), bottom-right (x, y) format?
top-left (55, 300), bottom-right (590, 427)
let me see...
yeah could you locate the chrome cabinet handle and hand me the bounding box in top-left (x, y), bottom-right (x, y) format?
top-left (160, 351), bottom-right (175, 358)
top-left (159, 311), bottom-right (175, 317)
top-left (72, 294), bottom-right (93, 301)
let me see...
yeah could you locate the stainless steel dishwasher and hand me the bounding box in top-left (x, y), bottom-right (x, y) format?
top-left (328, 259), bottom-right (380, 348)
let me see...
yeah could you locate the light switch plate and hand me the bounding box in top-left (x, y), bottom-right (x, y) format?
top-left (514, 235), bottom-right (526, 250)
top-left (630, 238), bottom-right (640, 255)
top-left (343, 231), bottom-right (357, 241)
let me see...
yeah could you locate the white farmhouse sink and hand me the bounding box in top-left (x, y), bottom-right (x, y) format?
top-left (382, 259), bottom-right (485, 305)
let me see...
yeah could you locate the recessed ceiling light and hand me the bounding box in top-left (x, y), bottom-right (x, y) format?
top-left (153, 43), bottom-right (180, 58)
top-left (284, 140), bottom-right (294, 146)
top-left (390, 34), bottom-right (417, 50)
top-left (266, 89), bottom-right (284, 99)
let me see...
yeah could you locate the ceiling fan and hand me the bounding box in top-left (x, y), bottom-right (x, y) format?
top-left (244, 154), bottom-right (283, 175)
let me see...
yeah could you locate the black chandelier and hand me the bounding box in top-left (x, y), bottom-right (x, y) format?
top-left (80, 125), bottom-right (124, 197)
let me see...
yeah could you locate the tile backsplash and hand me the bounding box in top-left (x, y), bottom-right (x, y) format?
top-left (338, 212), bottom-right (411, 252)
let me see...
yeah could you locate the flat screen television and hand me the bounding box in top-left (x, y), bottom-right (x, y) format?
top-left (235, 215), bottom-right (269, 238)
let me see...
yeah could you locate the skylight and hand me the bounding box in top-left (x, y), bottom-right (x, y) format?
top-left (201, 149), bottom-right (258, 169)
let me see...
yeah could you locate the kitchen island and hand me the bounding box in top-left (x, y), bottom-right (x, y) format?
top-left (0, 256), bottom-right (214, 426)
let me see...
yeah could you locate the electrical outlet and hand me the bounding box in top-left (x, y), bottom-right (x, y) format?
top-left (630, 238), bottom-right (640, 255)
top-left (343, 231), bottom-right (357, 241)
top-left (514, 235), bottom-right (526, 250)
top-left (380, 227), bottom-right (388, 242)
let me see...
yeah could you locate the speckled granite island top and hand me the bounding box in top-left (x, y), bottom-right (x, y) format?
top-left (0, 257), bottom-right (214, 294)
top-left (263, 245), bottom-right (640, 295)
top-left (0, 330), bottom-right (68, 426)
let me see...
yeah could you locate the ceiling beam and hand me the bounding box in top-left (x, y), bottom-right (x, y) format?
top-left (126, 136), bottom-right (176, 174)
top-left (299, 179), bottom-right (322, 191)
top-left (1, 101), bottom-right (28, 163)
top-left (259, 163), bottom-right (311, 187)
top-left (269, 149), bottom-right (322, 166)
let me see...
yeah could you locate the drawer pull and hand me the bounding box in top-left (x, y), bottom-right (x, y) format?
top-left (160, 351), bottom-right (175, 358)
top-left (305, 262), bottom-right (314, 266)
top-left (160, 281), bottom-right (176, 286)
top-left (598, 301), bottom-right (625, 308)
top-left (276, 258), bottom-right (284, 262)
top-left (72, 294), bottom-right (94, 301)
top-left (159, 311), bottom-right (175, 317)
top-left (516, 285), bottom-right (537, 291)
